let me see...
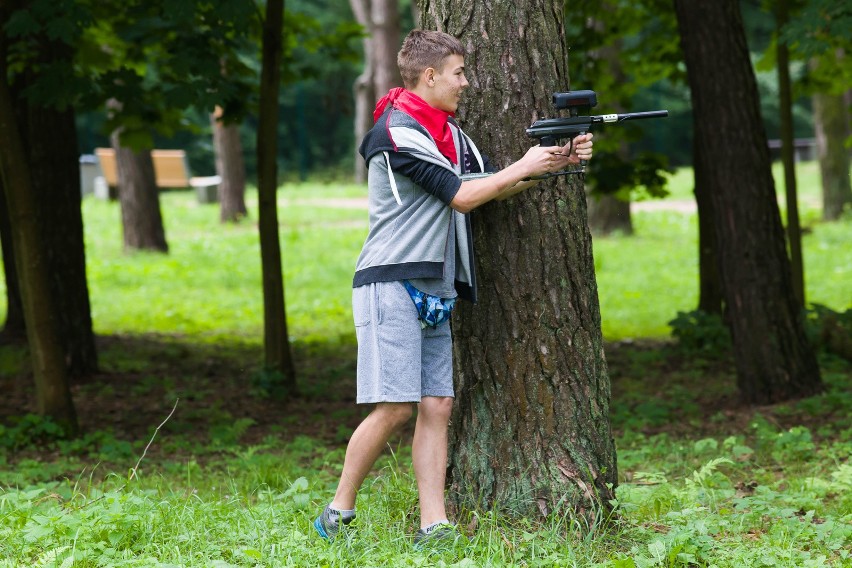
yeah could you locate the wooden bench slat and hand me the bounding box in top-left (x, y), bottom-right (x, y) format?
top-left (95, 148), bottom-right (217, 189)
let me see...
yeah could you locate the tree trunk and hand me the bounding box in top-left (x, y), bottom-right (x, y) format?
top-left (350, 0), bottom-right (402, 183)
top-left (211, 106), bottom-right (248, 223)
top-left (811, 55), bottom-right (852, 221)
top-left (0, 172), bottom-right (25, 342)
top-left (16, 88), bottom-right (98, 377)
top-left (775, 0), bottom-right (805, 308)
top-left (1, 3), bottom-right (97, 375)
top-left (694, 173), bottom-right (723, 315)
top-left (587, 194), bottom-right (631, 235)
top-left (421, 1), bottom-right (616, 520)
top-left (370, 0), bottom-right (402, 96)
top-left (674, 0), bottom-right (822, 404)
top-left (0, 40), bottom-right (77, 434)
top-left (110, 131), bottom-right (169, 253)
top-left (257, 0), bottom-right (296, 392)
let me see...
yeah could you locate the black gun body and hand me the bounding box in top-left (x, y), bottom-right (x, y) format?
top-left (527, 110), bottom-right (669, 147)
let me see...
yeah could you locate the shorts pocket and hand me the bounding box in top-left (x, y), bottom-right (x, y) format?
top-left (352, 285), bottom-right (372, 327)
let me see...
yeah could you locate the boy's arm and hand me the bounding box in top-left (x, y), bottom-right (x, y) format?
top-left (450, 134), bottom-right (593, 213)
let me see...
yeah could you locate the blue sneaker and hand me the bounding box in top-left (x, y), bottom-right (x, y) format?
top-left (413, 522), bottom-right (466, 551)
top-left (313, 506), bottom-right (355, 541)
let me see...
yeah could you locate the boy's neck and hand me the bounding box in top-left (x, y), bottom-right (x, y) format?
top-left (408, 87), bottom-right (441, 113)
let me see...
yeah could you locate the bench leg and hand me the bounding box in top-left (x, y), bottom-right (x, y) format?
top-left (195, 184), bottom-right (219, 204)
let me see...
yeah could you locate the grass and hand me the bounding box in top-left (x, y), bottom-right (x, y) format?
top-left (69, 160), bottom-right (852, 344)
top-left (0, 161), bottom-right (851, 566)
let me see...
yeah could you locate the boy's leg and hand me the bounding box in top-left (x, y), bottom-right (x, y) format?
top-left (331, 402), bottom-right (413, 509)
top-left (412, 395), bottom-right (454, 527)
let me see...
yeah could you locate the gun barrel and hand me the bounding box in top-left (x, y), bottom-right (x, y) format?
top-left (594, 110), bottom-right (668, 123)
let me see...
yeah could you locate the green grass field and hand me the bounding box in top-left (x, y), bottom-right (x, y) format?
top-left (0, 161), bottom-right (850, 566)
top-left (74, 160), bottom-right (851, 343)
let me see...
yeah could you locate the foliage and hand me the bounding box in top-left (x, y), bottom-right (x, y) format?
top-left (780, 0), bottom-right (852, 95)
top-left (805, 304), bottom-right (852, 361)
top-left (0, 414), bottom-right (65, 451)
top-left (1, 352), bottom-right (851, 565)
top-left (563, 0), bottom-right (679, 188)
top-left (668, 310), bottom-right (731, 358)
top-left (587, 151), bottom-right (673, 200)
top-left (3, 0), bottom-right (363, 154)
top-left (250, 367), bottom-right (295, 400)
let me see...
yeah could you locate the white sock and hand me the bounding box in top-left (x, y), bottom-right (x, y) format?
top-left (421, 519), bottom-right (451, 533)
top-left (326, 504), bottom-right (356, 524)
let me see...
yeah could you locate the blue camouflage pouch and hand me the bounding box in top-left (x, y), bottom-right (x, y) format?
top-left (402, 280), bottom-right (456, 329)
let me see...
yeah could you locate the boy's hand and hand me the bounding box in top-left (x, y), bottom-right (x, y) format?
top-left (519, 133), bottom-right (594, 178)
top-left (555, 133), bottom-right (593, 165)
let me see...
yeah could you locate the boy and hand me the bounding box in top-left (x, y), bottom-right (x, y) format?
top-left (314, 29), bottom-right (593, 549)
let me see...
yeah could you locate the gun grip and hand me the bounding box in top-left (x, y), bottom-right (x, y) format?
top-left (578, 130), bottom-right (587, 167)
top-left (541, 135), bottom-right (557, 147)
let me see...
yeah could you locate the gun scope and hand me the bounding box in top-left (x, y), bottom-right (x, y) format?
top-left (553, 90), bottom-right (597, 110)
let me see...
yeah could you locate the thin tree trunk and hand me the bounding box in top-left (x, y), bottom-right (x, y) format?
top-left (775, 0), bottom-right (805, 308)
top-left (421, 0), bottom-right (616, 520)
top-left (350, 0), bottom-right (402, 183)
top-left (211, 106), bottom-right (248, 223)
top-left (257, 0), bottom-right (296, 391)
top-left (587, 194), bottom-right (631, 235)
top-left (811, 55), bottom-right (852, 221)
top-left (110, 131), bottom-right (168, 253)
top-left (0, 43), bottom-right (77, 434)
top-left (350, 0), bottom-right (374, 184)
top-left (674, 0), bottom-right (821, 404)
top-left (371, 0), bottom-right (402, 96)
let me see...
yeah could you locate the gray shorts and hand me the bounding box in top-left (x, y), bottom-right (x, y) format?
top-left (353, 281), bottom-right (454, 403)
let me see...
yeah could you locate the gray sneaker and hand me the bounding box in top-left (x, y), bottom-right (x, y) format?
top-left (412, 522), bottom-right (466, 551)
top-left (313, 506), bottom-right (355, 541)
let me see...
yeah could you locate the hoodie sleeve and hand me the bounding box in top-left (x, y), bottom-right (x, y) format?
top-left (387, 152), bottom-right (462, 205)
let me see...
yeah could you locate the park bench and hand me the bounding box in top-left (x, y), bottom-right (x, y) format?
top-left (94, 148), bottom-right (221, 203)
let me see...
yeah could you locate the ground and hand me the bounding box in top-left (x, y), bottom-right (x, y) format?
top-left (4, 331), bottom-right (841, 474)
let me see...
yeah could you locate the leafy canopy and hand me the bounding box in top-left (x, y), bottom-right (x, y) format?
top-left (2, 0), bottom-right (361, 149)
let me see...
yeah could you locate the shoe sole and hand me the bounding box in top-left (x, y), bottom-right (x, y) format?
top-left (313, 516), bottom-right (331, 541)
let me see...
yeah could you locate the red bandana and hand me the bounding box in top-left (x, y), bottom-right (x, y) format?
top-left (373, 88), bottom-right (458, 165)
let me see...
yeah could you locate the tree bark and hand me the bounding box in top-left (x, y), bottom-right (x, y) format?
top-left (420, 0), bottom-right (616, 520)
top-left (694, 173), bottom-right (723, 315)
top-left (350, 0), bottom-right (402, 183)
top-left (1, 2), bottom-right (97, 375)
top-left (110, 131), bottom-right (169, 253)
top-left (257, 0), bottom-right (297, 392)
top-left (211, 106), bottom-right (248, 223)
top-left (674, 0), bottom-right (822, 404)
top-left (0, 38), bottom-right (78, 434)
top-left (811, 55), bottom-right (852, 221)
top-left (17, 88), bottom-right (98, 377)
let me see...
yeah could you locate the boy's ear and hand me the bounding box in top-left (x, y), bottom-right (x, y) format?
top-left (423, 67), bottom-right (436, 87)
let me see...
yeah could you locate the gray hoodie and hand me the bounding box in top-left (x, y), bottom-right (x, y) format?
top-left (353, 106), bottom-right (488, 302)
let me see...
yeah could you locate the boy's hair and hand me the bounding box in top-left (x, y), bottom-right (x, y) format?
top-left (397, 30), bottom-right (465, 89)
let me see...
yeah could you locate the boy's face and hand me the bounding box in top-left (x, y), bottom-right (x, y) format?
top-left (422, 54), bottom-right (469, 113)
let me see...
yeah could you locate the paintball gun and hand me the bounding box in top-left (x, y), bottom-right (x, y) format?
top-left (459, 90), bottom-right (668, 181)
top-left (524, 90), bottom-right (668, 178)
